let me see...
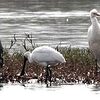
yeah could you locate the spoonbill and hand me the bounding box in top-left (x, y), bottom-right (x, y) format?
top-left (20, 46), bottom-right (66, 87)
top-left (88, 9), bottom-right (100, 76)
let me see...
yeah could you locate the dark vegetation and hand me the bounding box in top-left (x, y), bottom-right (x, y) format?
top-left (0, 33), bottom-right (99, 85)
top-left (0, 47), bottom-right (99, 85)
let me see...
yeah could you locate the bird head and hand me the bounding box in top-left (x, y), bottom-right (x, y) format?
top-left (90, 9), bottom-right (100, 18)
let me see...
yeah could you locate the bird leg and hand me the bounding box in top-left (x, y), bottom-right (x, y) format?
top-left (48, 67), bottom-right (52, 86)
top-left (95, 59), bottom-right (98, 77)
top-left (45, 65), bottom-right (52, 87)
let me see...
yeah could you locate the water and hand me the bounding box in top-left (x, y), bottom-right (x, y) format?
top-left (1, 0), bottom-right (100, 97)
top-left (0, 81), bottom-right (100, 100)
top-left (0, 0), bottom-right (100, 50)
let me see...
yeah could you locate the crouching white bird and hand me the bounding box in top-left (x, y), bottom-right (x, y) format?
top-left (88, 9), bottom-right (100, 76)
top-left (20, 46), bottom-right (66, 87)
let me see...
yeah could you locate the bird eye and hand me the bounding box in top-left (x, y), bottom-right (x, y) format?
top-left (93, 12), bottom-right (97, 15)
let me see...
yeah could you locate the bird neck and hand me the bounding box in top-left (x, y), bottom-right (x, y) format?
top-left (91, 17), bottom-right (99, 27)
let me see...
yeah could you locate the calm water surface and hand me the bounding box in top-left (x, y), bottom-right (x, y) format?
top-left (0, 0), bottom-right (100, 50)
top-left (0, 82), bottom-right (100, 100)
top-left (1, 0), bottom-right (100, 97)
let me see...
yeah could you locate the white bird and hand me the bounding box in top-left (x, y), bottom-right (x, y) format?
top-left (88, 9), bottom-right (100, 76)
top-left (20, 46), bottom-right (66, 87)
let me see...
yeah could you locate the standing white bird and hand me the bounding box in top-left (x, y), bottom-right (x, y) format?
top-left (88, 9), bottom-right (100, 76)
top-left (20, 46), bottom-right (66, 87)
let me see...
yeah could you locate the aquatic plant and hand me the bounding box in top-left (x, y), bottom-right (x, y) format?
top-left (0, 46), bottom-right (99, 85)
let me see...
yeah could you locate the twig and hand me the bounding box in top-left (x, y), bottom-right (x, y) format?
top-left (55, 42), bottom-right (62, 51)
top-left (9, 34), bottom-right (17, 49)
top-left (22, 39), bottom-right (29, 51)
top-left (25, 33), bottom-right (35, 49)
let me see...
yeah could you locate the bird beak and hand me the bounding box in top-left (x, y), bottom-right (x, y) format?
top-left (95, 13), bottom-right (100, 16)
top-left (20, 56), bottom-right (27, 76)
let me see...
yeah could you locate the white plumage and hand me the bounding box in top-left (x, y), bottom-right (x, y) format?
top-left (24, 46), bottom-right (66, 66)
top-left (20, 46), bottom-right (66, 87)
top-left (88, 9), bottom-right (100, 75)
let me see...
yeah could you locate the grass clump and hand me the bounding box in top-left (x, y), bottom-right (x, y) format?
top-left (0, 47), bottom-right (98, 84)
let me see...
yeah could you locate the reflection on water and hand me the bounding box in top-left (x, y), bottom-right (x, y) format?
top-left (0, 84), bottom-right (3, 91)
top-left (90, 84), bottom-right (100, 93)
top-left (1, 0), bottom-right (100, 97)
top-left (0, 0), bottom-right (100, 49)
top-left (0, 82), bottom-right (100, 100)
